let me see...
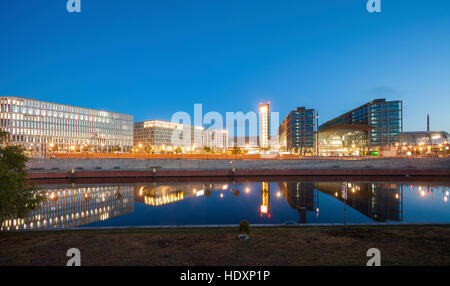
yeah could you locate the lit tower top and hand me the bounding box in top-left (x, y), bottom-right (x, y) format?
top-left (259, 102), bottom-right (270, 149)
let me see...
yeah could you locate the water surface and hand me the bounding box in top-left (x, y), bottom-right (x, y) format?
top-left (2, 179), bottom-right (449, 231)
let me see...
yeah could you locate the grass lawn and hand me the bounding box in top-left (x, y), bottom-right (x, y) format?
top-left (1, 225), bottom-right (449, 266)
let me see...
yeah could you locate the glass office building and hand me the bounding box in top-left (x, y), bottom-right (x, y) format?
top-left (319, 99), bottom-right (403, 147)
top-left (0, 96), bottom-right (134, 156)
top-left (279, 107), bottom-right (316, 154)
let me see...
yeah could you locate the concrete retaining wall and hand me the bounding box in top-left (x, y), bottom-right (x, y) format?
top-left (27, 157), bottom-right (450, 172)
top-left (25, 158), bottom-right (450, 179)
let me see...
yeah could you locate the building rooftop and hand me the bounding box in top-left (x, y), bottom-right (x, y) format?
top-left (1, 96), bottom-right (133, 118)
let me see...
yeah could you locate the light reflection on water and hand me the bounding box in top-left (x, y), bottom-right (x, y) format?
top-left (1, 180), bottom-right (449, 231)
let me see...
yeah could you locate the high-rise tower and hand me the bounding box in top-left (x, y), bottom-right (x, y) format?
top-left (259, 102), bottom-right (270, 149)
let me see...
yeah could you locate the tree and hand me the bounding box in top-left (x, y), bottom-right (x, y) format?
top-left (144, 145), bottom-right (153, 154)
top-left (0, 137), bottom-right (45, 227)
top-left (50, 144), bottom-right (58, 152)
top-left (231, 144), bottom-right (241, 155)
top-left (0, 129), bottom-right (9, 144)
top-left (111, 145), bottom-right (121, 153)
top-left (174, 147), bottom-right (182, 154)
top-left (238, 220), bottom-right (251, 235)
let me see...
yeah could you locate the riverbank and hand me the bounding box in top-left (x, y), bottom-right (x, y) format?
top-left (1, 225), bottom-right (450, 266)
top-left (26, 157), bottom-right (450, 179)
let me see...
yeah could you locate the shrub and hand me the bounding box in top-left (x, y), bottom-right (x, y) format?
top-left (238, 220), bottom-right (251, 235)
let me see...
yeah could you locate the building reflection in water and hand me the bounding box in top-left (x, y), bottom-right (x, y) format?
top-left (260, 182), bottom-right (271, 218)
top-left (2, 181), bottom-right (446, 231)
top-left (134, 183), bottom-right (226, 206)
top-left (278, 182), bottom-right (318, 223)
top-left (1, 184), bottom-right (134, 231)
top-left (318, 182), bottom-right (403, 222)
top-left (134, 181), bottom-right (407, 224)
top-left (135, 185), bottom-right (185, 206)
top-left (278, 181), bottom-right (404, 223)
top-left (136, 181), bottom-right (275, 220)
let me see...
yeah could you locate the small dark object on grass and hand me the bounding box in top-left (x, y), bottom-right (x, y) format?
top-left (238, 220), bottom-right (250, 240)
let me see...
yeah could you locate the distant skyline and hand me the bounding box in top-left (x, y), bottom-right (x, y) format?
top-left (1, 0), bottom-right (449, 132)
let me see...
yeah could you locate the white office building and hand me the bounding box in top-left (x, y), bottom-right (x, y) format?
top-left (0, 96), bottom-right (134, 156)
top-left (134, 120), bottom-right (204, 151)
top-left (203, 129), bottom-right (228, 150)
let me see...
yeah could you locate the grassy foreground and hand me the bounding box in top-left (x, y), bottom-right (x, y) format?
top-left (1, 225), bottom-right (450, 266)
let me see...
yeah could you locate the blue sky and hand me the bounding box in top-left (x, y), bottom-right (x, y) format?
top-left (0, 0), bottom-right (449, 132)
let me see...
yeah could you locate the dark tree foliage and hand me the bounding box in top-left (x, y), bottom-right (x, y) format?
top-left (0, 129), bottom-right (9, 143)
top-left (144, 145), bottom-right (153, 154)
top-left (231, 144), bottom-right (242, 155)
top-left (0, 130), bottom-right (45, 225)
top-left (111, 145), bottom-right (121, 153)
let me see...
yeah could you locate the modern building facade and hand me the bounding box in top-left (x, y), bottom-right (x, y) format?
top-left (0, 96), bottom-right (134, 156)
top-left (203, 129), bottom-right (228, 150)
top-left (319, 99), bottom-right (403, 147)
top-left (316, 124), bottom-right (373, 156)
top-left (259, 103), bottom-right (270, 149)
top-left (279, 107), bottom-right (316, 154)
top-left (133, 120), bottom-right (204, 151)
top-left (403, 131), bottom-right (449, 146)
